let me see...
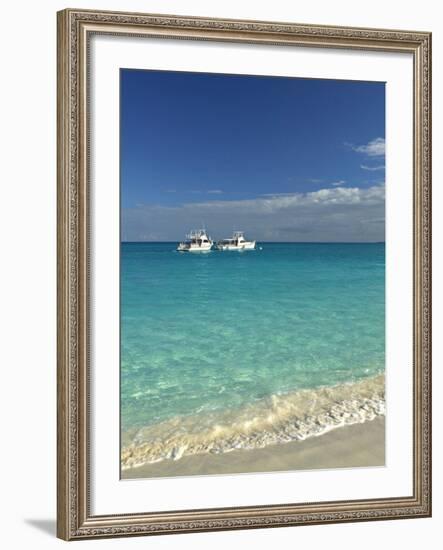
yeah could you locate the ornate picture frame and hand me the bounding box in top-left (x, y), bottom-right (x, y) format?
top-left (57, 8), bottom-right (431, 540)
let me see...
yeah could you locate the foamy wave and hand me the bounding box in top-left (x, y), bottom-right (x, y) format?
top-left (121, 374), bottom-right (385, 470)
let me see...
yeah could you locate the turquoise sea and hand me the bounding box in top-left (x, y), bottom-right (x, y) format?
top-left (121, 242), bottom-right (385, 468)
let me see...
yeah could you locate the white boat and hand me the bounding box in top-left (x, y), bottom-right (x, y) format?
top-left (177, 229), bottom-right (214, 252)
top-left (216, 231), bottom-right (256, 251)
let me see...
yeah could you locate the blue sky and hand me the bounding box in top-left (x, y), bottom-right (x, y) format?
top-left (121, 69), bottom-right (385, 242)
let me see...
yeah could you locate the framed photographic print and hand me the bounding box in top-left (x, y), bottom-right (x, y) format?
top-left (57, 8), bottom-right (432, 540)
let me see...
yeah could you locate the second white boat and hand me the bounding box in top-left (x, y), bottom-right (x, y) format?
top-left (216, 231), bottom-right (256, 251)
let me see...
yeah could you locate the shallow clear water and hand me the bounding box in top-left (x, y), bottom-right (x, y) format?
top-left (121, 242), bottom-right (385, 442)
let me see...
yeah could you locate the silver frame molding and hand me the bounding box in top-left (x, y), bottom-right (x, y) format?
top-left (57, 8), bottom-right (432, 540)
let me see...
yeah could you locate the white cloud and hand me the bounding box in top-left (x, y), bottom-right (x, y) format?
top-left (122, 184), bottom-right (385, 242)
top-left (260, 192), bottom-right (298, 197)
top-left (360, 164), bottom-right (385, 171)
top-left (189, 189), bottom-right (224, 195)
top-left (331, 180), bottom-right (346, 186)
top-left (350, 137), bottom-right (385, 157)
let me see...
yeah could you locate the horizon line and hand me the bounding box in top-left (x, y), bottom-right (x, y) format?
top-left (121, 240), bottom-right (386, 244)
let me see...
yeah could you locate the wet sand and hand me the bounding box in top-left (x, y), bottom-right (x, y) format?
top-left (122, 416), bottom-right (385, 480)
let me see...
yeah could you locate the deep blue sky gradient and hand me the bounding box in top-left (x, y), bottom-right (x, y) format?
top-left (121, 69), bottom-right (385, 209)
top-left (120, 69), bottom-right (385, 241)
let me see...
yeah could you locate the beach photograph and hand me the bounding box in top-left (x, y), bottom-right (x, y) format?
top-left (120, 69), bottom-right (386, 479)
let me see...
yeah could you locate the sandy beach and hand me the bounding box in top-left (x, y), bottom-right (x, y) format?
top-left (122, 416), bottom-right (384, 480)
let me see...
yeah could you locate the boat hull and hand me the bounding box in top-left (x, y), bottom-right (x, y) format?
top-left (216, 241), bottom-right (256, 251)
top-left (177, 244), bottom-right (213, 252)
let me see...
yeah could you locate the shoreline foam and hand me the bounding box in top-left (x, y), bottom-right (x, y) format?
top-left (122, 374), bottom-right (385, 471)
top-left (122, 416), bottom-right (385, 479)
